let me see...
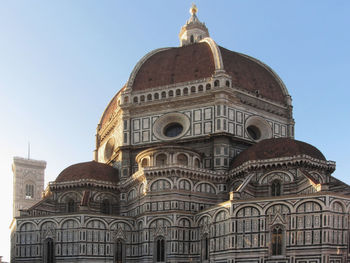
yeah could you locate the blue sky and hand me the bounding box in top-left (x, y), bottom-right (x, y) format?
top-left (0, 1), bottom-right (349, 260)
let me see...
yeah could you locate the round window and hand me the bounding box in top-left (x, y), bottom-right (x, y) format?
top-left (247, 125), bottom-right (261, 140)
top-left (163, 123), bottom-right (183, 138)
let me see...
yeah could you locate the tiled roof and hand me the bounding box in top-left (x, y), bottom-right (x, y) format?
top-left (132, 42), bottom-right (215, 91)
top-left (219, 47), bottom-right (286, 104)
top-left (232, 138), bottom-right (326, 169)
top-left (55, 161), bottom-right (119, 183)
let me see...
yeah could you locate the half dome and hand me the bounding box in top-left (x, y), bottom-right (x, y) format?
top-left (232, 138), bottom-right (326, 168)
top-left (55, 161), bottom-right (119, 183)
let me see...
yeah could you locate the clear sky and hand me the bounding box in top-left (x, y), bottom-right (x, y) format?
top-left (0, 1), bottom-right (349, 260)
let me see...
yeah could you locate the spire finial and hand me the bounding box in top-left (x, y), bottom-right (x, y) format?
top-left (190, 3), bottom-right (198, 16)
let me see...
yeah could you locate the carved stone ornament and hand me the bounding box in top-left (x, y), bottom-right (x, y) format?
top-left (152, 226), bottom-right (168, 238)
top-left (112, 228), bottom-right (126, 242)
top-left (42, 227), bottom-right (56, 240)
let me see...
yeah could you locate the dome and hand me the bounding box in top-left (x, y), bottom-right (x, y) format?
top-left (55, 161), bottom-right (119, 183)
top-left (232, 138), bottom-right (326, 168)
top-left (129, 42), bottom-right (288, 105)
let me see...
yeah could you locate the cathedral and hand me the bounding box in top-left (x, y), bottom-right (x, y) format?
top-left (11, 5), bottom-right (350, 263)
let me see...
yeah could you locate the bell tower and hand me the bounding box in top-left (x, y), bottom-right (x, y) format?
top-left (12, 157), bottom-right (46, 217)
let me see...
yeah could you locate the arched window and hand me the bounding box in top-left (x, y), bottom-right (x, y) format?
top-left (156, 154), bottom-right (167, 166)
top-left (191, 86), bottom-right (196, 93)
top-left (183, 87), bottom-right (188, 95)
top-left (168, 90), bottom-right (174, 97)
top-left (271, 180), bottom-right (282, 196)
top-left (154, 93), bottom-right (159, 100)
top-left (25, 184), bottom-right (34, 199)
top-left (214, 80), bottom-right (220, 87)
top-left (43, 238), bottom-right (54, 263)
top-left (101, 199), bottom-right (111, 214)
top-left (67, 198), bottom-right (75, 213)
top-left (190, 35), bottom-right (194, 43)
top-left (140, 95), bottom-right (145, 102)
top-left (155, 237), bottom-right (165, 262)
top-left (114, 239), bottom-right (124, 263)
top-left (147, 94), bottom-right (152, 101)
top-left (225, 80), bottom-right (230, 87)
top-left (177, 154), bottom-right (188, 166)
top-left (141, 158), bottom-right (149, 168)
top-left (198, 85), bottom-right (204, 92)
top-left (201, 234), bottom-right (209, 261)
top-left (133, 97), bottom-right (138, 103)
top-left (206, 84), bottom-right (211, 90)
top-left (161, 91), bottom-right (166, 98)
top-left (194, 158), bottom-right (200, 168)
top-left (271, 225), bottom-right (283, 255)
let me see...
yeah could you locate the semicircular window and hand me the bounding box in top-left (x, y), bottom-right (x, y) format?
top-left (163, 123), bottom-right (183, 138)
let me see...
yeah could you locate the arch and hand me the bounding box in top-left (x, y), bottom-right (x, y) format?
top-left (196, 214), bottom-right (212, 225)
top-left (191, 86), bottom-right (196, 93)
top-left (58, 191), bottom-right (82, 203)
top-left (259, 170), bottom-right (294, 184)
top-left (127, 188), bottom-right (137, 201)
top-left (19, 221), bottom-right (37, 231)
top-left (147, 217), bottom-right (173, 228)
top-left (194, 181), bottom-right (217, 194)
top-left (133, 96), bottom-right (138, 103)
top-left (176, 153), bottom-right (188, 166)
top-left (140, 95), bottom-right (145, 102)
top-left (194, 158), bottom-right (201, 168)
top-left (84, 218), bottom-right (108, 229)
top-left (176, 89), bottom-right (181, 96)
top-left (141, 157), bottom-right (149, 168)
top-left (93, 192), bottom-right (119, 202)
top-left (214, 80), bottom-right (220, 87)
top-left (225, 80), bottom-right (230, 87)
top-left (294, 199), bottom-right (325, 213)
top-left (149, 178), bottom-right (172, 192)
top-left (213, 209), bottom-right (229, 222)
top-left (110, 220), bottom-right (133, 231)
top-left (176, 216), bottom-right (194, 227)
top-left (177, 178), bottom-right (193, 191)
top-left (154, 93), bottom-right (159, 100)
top-left (183, 87), bottom-right (189, 95)
top-left (206, 83), bottom-right (211, 90)
top-left (161, 91), bottom-right (166, 98)
top-left (330, 200), bottom-right (345, 212)
top-left (168, 90), bottom-right (174, 97)
top-left (264, 202), bottom-right (292, 214)
top-left (39, 220), bottom-right (58, 230)
top-left (155, 153), bottom-right (168, 166)
top-left (198, 85), bottom-right (204, 92)
top-left (59, 218), bottom-right (80, 228)
top-left (147, 94), bottom-right (152, 101)
top-left (233, 204), bottom-right (262, 217)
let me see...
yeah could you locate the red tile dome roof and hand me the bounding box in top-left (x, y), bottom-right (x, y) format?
top-left (131, 42), bottom-right (287, 104)
top-left (232, 138), bottom-right (326, 168)
top-left (55, 161), bottom-right (119, 183)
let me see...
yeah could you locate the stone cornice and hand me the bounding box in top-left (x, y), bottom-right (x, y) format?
top-left (230, 155), bottom-right (336, 178)
top-left (49, 179), bottom-right (119, 191)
